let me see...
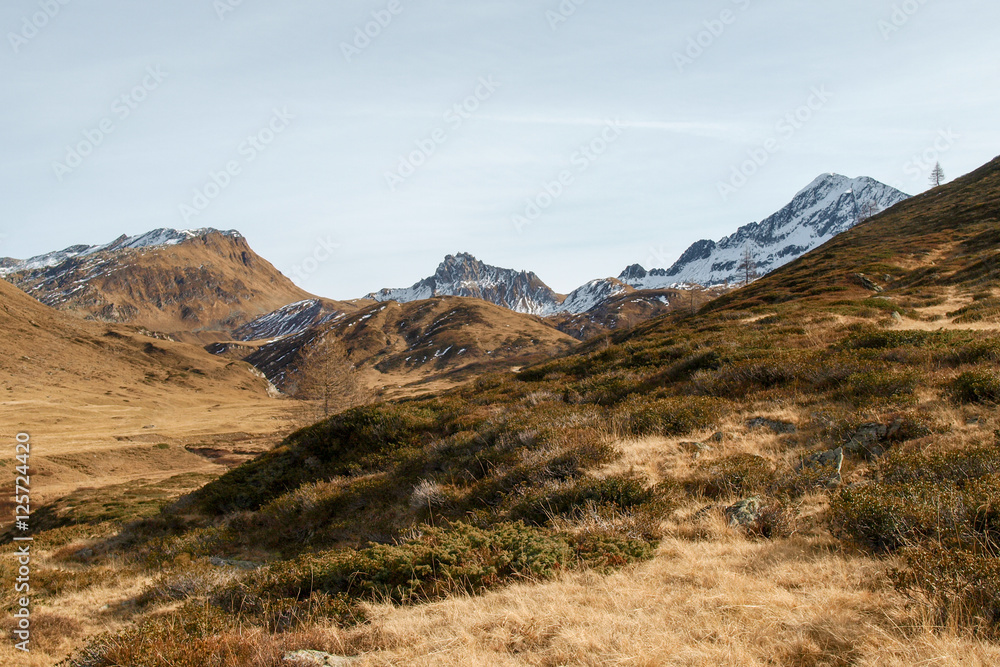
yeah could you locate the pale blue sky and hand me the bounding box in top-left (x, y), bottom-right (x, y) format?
top-left (2, 0), bottom-right (998, 298)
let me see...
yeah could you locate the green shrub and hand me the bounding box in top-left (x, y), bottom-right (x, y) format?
top-left (892, 545), bottom-right (1000, 638)
top-left (687, 454), bottom-right (775, 499)
top-left (612, 396), bottom-right (722, 438)
top-left (950, 370), bottom-right (1000, 404)
top-left (844, 329), bottom-right (937, 350)
top-left (829, 482), bottom-right (961, 552)
top-left (696, 357), bottom-right (806, 398)
top-left (196, 402), bottom-right (442, 514)
top-left (570, 529), bottom-right (655, 571)
top-left (509, 474), bottom-right (657, 525)
top-left (879, 445), bottom-right (1000, 486)
top-left (830, 445), bottom-right (1000, 552)
top-left (835, 369), bottom-right (918, 406)
top-left (227, 522), bottom-right (653, 608)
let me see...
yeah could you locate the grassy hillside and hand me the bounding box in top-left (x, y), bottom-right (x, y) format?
top-left (7, 157), bottom-right (1000, 666)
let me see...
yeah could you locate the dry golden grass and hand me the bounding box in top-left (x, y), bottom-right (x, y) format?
top-left (287, 537), bottom-right (1000, 666)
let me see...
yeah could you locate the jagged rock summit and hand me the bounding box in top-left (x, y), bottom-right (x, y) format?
top-left (367, 252), bottom-right (565, 315)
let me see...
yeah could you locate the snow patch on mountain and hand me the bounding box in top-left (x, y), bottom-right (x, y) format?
top-left (560, 278), bottom-right (630, 315)
top-left (232, 299), bottom-right (342, 342)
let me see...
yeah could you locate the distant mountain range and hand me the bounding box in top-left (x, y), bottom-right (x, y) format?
top-left (2, 172), bottom-right (910, 344)
top-left (0, 170), bottom-right (915, 398)
top-left (365, 173), bottom-right (908, 316)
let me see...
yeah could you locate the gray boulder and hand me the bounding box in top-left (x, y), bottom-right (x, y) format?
top-left (845, 422), bottom-right (890, 458)
top-left (284, 650), bottom-right (355, 666)
top-left (855, 273), bottom-right (884, 293)
top-left (796, 447), bottom-right (844, 488)
top-left (724, 497), bottom-right (762, 529)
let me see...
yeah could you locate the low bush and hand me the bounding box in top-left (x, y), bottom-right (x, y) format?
top-left (612, 396), bottom-right (723, 438)
top-left (892, 544), bottom-right (1000, 638)
top-left (835, 369), bottom-right (919, 406)
top-left (687, 454), bottom-right (775, 499)
top-left (509, 473), bottom-right (660, 526)
top-left (225, 522), bottom-right (653, 609)
top-left (950, 369), bottom-right (1000, 404)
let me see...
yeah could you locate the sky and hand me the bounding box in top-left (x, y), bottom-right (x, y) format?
top-left (1, 0), bottom-right (998, 299)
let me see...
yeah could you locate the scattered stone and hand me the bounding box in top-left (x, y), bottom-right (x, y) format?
top-left (845, 423), bottom-right (889, 458)
top-left (209, 556), bottom-right (258, 570)
top-left (681, 442), bottom-right (711, 459)
top-left (891, 311), bottom-right (903, 322)
top-left (967, 416), bottom-right (982, 426)
top-left (854, 273), bottom-right (884, 293)
top-left (283, 650), bottom-right (355, 666)
top-left (74, 548), bottom-right (95, 560)
top-left (710, 431), bottom-right (726, 443)
top-left (796, 447), bottom-right (844, 488)
top-left (747, 417), bottom-right (796, 434)
top-left (724, 497), bottom-right (762, 529)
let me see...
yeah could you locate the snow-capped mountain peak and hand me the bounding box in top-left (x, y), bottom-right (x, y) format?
top-left (620, 174), bottom-right (909, 289)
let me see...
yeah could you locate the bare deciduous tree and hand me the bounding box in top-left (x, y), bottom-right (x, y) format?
top-left (859, 200), bottom-right (881, 223)
top-left (929, 162), bottom-right (946, 187)
top-left (737, 246), bottom-right (758, 287)
top-left (290, 334), bottom-right (372, 421)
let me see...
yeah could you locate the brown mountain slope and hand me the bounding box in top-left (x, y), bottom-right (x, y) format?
top-left (0, 276), bottom-right (292, 504)
top-left (552, 285), bottom-right (730, 339)
top-left (240, 296), bottom-right (579, 396)
top-left (2, 229), bottom-right (328, 337)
